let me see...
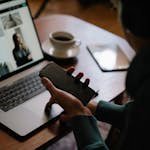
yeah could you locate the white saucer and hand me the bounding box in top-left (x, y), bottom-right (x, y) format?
top-left (42, 39), bottom-right (80, 59)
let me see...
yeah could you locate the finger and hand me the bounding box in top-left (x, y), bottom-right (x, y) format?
top-left (45, 101), bottom-right (52, 116)
top-left (45, 97), bottom-right (57, 116)
top-left (67, 67), bottom-right (75, 75)
top-left (60, 114), bottom-right (71, 122)
top-left (75, 72), bottom-right (84, 81)
top-left (83, 78), bottom-right (90, 86)
top-left (87, 100), bottom-right (97, 114)
top-left (48, 97), bottom-right (56, 105)
top-left (41, 77), bottom-right (56, 95)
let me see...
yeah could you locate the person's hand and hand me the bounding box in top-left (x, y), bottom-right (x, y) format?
top-left (44, 67), bottom-right (90, 112)
top-left (67, 67), bottom-right (90, 86)
top-left (67, 67), bottom-right (98, 115)
top-left (42, 77), bottom-right (92, 121)
top-left (87, 99), bottom-right (98, 115)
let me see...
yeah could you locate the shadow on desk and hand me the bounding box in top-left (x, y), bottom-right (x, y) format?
top-left (44, 53), bottom-right (78, 68)
top-left (0, 115), bottom-right (60, 142)
top-left (37, 121), bottom-right (111, 150)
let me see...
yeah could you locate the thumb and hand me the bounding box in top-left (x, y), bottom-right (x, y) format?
top-left (41, 77), bottom-right (56, 95)
top-left (60, 113), bottom-right (71, 122)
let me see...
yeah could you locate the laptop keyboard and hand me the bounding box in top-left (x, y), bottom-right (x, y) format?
top-left (0, 72), bottom-right (46, 112)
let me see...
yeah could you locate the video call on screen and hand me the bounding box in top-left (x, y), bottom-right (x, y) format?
top-left (0, 0), bottom-right (43, 78)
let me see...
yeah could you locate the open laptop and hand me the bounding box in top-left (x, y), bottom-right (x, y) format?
top-left (0, 0), bottom-right (63, 140)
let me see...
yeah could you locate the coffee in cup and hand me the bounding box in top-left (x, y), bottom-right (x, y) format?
top-left (49, 31), bottom-right (81, 51)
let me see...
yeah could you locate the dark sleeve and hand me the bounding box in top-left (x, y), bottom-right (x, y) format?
top-left (95, 101), bottom-right (126, 129)
top-left (71, 116), bottom-right (109, 150)
top-left (13, 50), bottom-right (18, 61)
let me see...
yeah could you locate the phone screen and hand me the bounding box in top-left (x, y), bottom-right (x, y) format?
top-left (87, 44), bottom-right (130, 72)
top-left (39, 62), bottom-right (97, 105)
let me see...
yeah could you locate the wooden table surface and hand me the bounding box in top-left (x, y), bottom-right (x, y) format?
top-left (0, 14), bottom-right (134, 150)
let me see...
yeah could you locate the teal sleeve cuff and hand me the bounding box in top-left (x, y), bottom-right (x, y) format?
top-left (95, 101), bottom-right (126, 129)
top-left (71, 115), bottom-right (109, 150)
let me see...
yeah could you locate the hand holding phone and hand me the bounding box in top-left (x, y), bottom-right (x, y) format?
top-left (42, 77), bottom-right (93, 124)
top-left (39, 62), bottom-right (98, 105)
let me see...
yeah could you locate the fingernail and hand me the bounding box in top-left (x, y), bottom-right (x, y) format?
top-left (67, 67), bottom-right (75, 75)
top-left (75, 73), bottom-right (84, 83)
top-left (95, 90), bottom-right (99, 97)
top-left (83, 78), bottom-right (90, 87)
top-left (76, 72), bottom-right (84, 80)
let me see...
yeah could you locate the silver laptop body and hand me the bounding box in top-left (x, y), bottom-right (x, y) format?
top-left (0, 0), bottom-right (63, 139)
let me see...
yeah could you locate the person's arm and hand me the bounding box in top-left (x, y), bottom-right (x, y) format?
top-left (13, 50), bottom-right (18, 61)
top-left (71, 115), bottom-right (109, 150)
top-left (42, 78), bottom-right (109, 150)
top-left (95, 101), bottom-right (127, 129)
top-left (13, 50), bottom-right (20, 66)
top-left (65, 68), bottom-right (126, 129)
top-left (25, 48), bottom-right (32, 60)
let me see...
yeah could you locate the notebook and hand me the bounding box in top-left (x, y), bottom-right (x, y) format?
top-left (0, 0), bottom-right (63, 140)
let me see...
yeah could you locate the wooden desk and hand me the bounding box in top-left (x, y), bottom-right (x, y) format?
top-left (0, 14), bottom-right (134, 150)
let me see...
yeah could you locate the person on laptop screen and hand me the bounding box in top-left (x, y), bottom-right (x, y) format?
top-left (12, 33), bottom-right (33, 67)
top-left (0, 0), bottom-right (43, 79)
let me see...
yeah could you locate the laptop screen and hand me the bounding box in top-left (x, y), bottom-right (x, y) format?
top-left (0, 0), bottom-right (44, 79)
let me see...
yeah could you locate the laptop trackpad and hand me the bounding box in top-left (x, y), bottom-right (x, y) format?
top-left (23, 91), bottom-right (63, 119)
top-left (0, 91), bottom-right (63, 137)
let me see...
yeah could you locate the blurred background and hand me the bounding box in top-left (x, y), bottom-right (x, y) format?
top-left (28, 0), bottom-right (124, 37)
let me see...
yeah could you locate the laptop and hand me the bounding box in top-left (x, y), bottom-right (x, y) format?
top-left (0, 0), bottom-right (63, 139)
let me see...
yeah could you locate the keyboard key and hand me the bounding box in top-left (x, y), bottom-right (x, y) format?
top-left (0, 72), bottom-right (46, 112)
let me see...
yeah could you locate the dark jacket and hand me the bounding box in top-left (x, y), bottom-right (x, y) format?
top-left (13, 47), bottom-right (32, 67)
top-left (71, 47), bottom-right (150, 150)
top-left (71, 100), bottom-right (149, 150)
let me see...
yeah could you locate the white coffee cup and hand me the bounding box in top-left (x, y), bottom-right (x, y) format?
top-left (49, 31), bottom-right (81, 51)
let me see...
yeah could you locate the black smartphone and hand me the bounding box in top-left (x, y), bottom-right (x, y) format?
top-left (39, 62), bottom-right (98, 105)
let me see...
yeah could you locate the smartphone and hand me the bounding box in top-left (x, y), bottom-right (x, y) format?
top-left (39, 62), bottom-right (98, 105)
top-left (87, 44), bottom-right (130, 72)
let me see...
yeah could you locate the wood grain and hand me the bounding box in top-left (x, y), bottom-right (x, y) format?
top-left (28, 0), bottom-right (124, 37)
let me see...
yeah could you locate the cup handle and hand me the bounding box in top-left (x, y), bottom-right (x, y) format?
top-left (73, 40), bottom-right (81, 48)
